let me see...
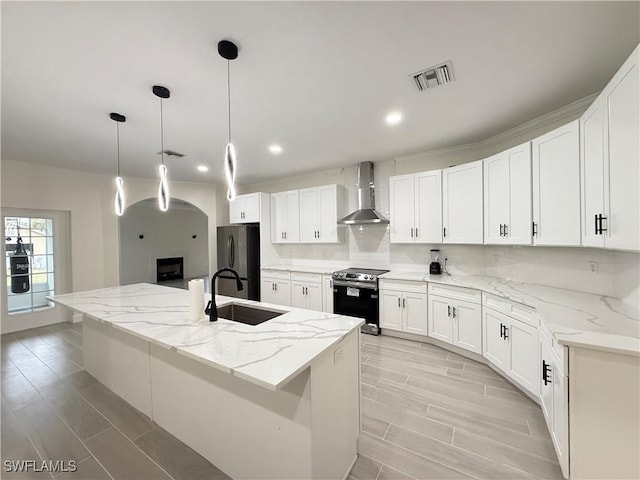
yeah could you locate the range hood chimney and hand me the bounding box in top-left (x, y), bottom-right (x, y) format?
top-left (337, 162), bottom-right (389, 225)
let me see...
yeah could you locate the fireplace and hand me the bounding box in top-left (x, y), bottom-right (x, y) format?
top-left (156, 257), bottom-right (184, 282)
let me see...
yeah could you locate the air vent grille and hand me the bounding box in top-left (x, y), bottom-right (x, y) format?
top-left (411, 61), bottom-right (454, 92)
top-left (157, 150), bottom-right (186, 158)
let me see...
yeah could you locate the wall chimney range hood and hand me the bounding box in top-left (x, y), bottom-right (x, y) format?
top-left (338, 162), bottom-right (389, 225)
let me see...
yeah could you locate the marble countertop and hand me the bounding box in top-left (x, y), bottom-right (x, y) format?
top-left (379, 270), bottom-right (640, 356)
top-left (49, 284), bottom-right (364, 390)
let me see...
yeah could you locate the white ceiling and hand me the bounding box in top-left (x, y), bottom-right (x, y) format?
top-left (2, 2), bottom-right (638, 185)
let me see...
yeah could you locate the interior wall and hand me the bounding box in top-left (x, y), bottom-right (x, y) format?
top-left (119, 201), bottom-right (209, 285)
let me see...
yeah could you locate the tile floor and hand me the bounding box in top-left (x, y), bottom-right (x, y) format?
top-left (1, 322), bottom-right (562, 479)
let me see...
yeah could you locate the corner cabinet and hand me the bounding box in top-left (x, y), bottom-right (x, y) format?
top-left (389, 170), bottom-right (442, 244)
top-left (379, 280), bottom-right (428, 335)
top-left (271, 190), bottom-right (300, 244)
top-left (442, 159), bottom-right (483, 244)
top-left (483, 142), bottom-right (532, 245)
top-left (427, 283), bottom-right (482, 354)
top-left (299, 185), bottom-right (341, 243)
top-left (531, 120), bottom-right (581, 246)
top-left (229, 192), bottom-right (266, 224)
top-left (581, 44), bottom-right (639, 251)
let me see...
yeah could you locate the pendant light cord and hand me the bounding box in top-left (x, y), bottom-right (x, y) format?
top-left (160, 98), bottom-right (165, 166)
top-left (116, 122), bottom-right (121, 177)
top-left (227, 59), bottom-right (231, 143)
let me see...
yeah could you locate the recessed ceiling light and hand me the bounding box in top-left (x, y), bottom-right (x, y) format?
top-left (196, 165), bottom-right (209, 172)
top-left (268, 144), bottom-right (283, 154)
top-left (385, 112), bottom-right (403, 126)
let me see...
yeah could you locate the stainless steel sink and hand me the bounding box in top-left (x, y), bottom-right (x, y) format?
top-left (217, 303), bottom-right (284, 326)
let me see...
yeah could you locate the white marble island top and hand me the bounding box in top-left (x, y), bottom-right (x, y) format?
top-left (380, 271), bottom-right (640, 356)
top-left (50, 283), bottom-right (363, 390)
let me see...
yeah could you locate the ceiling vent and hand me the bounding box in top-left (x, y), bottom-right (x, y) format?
top-left (411, 61), bottom-right (454, 92)
top-left (157, 149), bottom-right (185, 158)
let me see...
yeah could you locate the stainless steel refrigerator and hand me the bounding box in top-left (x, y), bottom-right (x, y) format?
top-left (216, 225), bottom-right (260, 300)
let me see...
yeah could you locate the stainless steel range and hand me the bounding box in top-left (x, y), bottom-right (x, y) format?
top-left (332, 268), bottom-right (389, 335)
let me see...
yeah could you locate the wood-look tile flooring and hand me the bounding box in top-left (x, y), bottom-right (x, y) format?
top-left (1, 323), bottom-right (563, 480)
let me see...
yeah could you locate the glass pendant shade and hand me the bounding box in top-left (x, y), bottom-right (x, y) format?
top-left (158, 164), bottom-right (169, 212)
top-left (114, 176), bottom-right (125, 216)
top-left (225, 142), bottom-right (237, 201)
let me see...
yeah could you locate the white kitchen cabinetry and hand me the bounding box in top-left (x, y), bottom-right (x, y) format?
top-left (482, 293), bottom-right (539, 396)
top-left (299, 185), bottom-right (340, 243)
top-left (539, 324), bottom-right (569, 478)
top-left (389, 170), bottom-right (442, 244)
top-left (379, 280), bottom-right (428, 335)
top-left (531, 120), bottom-right (581, 246)
top-left (290, 272), bottom-right (323, 311)
top-left (261, 269), bottom-right (291, 306)
top-left (442, 159), bottom-right (483, 244)
top-left (581, 45), bottom-right (639, 251)
top-left (483, 142), bottom-right (532, 245)
top-left (229, 193), bottom-right (266, 224)
top-left (427, 284), bottom-right (482, 354)
top-left (322, 275), bottom-right (334, 314)
top-left (271, 190), bottom-right (300, 244)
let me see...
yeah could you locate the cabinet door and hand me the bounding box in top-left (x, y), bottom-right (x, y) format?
top-left (243, 193), bottom-right (261, 223)
top-left (580, 98), bottom-right (606, 248)
top-left (389, 174), bottom-right (416, 243)
top-left (508, 318), bottom-right (539, 396)
top-left (306, 283), bottom-right (323, 311)
top-left (403, 293), bottom-right (428, 335)
top-left (317, 185), bottom-right (338, 242)
top-left (427, 295), bottom-right (452, 344)
top-left (442, 160), bottom-right (483, 244)
top-left (532, 120), bottom-right (581, 246)
top-left (552, 356), bottom-right (569, 478)
top-left (539, 335), bottom-right (554, 429)
top-left (261, 279), bottom-right (278, 304)
top-left (274, 280), bottom-right (291, 307)
top-left (299, 188), bottom-right (318, 243)
top-left (483, 153), bottom-right (510, 244)
top-left (604, 48), bottom-right (639, 251)
top-left (322, 276), bottom-right (334, 314)
top-left (414, 170), bottom-right (443, 243)
top-left (284, 190), bottom-right (300, 243)
top-left (452, 299), bottom-right (482, 354)
top-left (379, 290), bottom-right (402, 331)
top-left (507, 142), bottom-right (532, 245)
top-left (483, 309), bottom-right (509, 371)
top-left (290, 282), bottom-right (307, 309)
top-left (229, 197), bottom-right (244, 224)
top-left (271, 193), bottom-right (287, 243)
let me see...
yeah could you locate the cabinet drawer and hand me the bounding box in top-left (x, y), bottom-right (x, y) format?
top-left (262, 269), bottom-right (291, 280)
top-left (379, 279), bottom-right (427, 294)
top-left (428, 283), bottom-right (480, 303)
top-left (482, 293), bottom-right (538, 328)
top-left (290, 272), bottom-right (322, 284)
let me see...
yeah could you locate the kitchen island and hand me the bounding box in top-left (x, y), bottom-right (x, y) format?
top-left (50, 283), bottom-right (364, 480)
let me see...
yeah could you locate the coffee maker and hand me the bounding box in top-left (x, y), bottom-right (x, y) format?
top-left (429, 249), bottom-right (442, 275)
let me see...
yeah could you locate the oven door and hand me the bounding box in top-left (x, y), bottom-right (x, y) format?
top-left (333, 284), bottom-right (380, 335)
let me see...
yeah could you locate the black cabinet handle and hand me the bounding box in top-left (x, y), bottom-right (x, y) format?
top-left (452, 306), bottom-right (456, 318)
top-left (443, 227), bottom-right (447, 238)
top-left (504, 224), bottom-right (508, 236)
top-left (598, 214), bottom-right (607, 234)
top-left (503, 325), bottom-right (509, 339)
top-left (500, 224), bottom-right (504, 237)
top-left (402, 298), bottom-right (406, 309)
top-left (532, 222), bottom-right (538, 237)
top-left (415, 228), bottom-right (419, 238)
top-left (410, 227), bottom-right (414, 238)
top-left (448, 305), bottom-right (451, 317)
top-left (542, 360), bottom-right (552, 385)
top-left (500, 323), bottom-right (504, 338)
top-left (398, 297), bottom-right (401, 308)
top-left (594, 214), bottom-right (599, 235)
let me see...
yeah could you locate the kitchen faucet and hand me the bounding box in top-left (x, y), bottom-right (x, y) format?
top-left (206, 268), bottom-right (244, 322)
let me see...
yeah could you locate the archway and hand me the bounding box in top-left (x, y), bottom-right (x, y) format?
top-left (118, 197), bottom-right (209, 287)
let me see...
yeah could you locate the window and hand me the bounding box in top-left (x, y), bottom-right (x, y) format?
top-left (5, 216), bottom-right (55, 314)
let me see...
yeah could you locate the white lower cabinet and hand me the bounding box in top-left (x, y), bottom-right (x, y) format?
top-left (290, 272), bottom-right (323, 311)
top-left (322, 275), bottom-right (334, 313)
top-left (261, 270), bottom-right (291, 306)
top-left (427, 284), bottom-right (482, 354)
top-left (379, 280), bottom-right (427, 335)
top-left (482, 294), bottom-right (539, 397)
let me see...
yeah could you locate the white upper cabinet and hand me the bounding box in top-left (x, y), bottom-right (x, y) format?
top-left (442, 159), bottom-right (483, 244)
top-left (229, 192), bottom-right (264, 224)
top-left (389, 171), bottom-right (442, 244)
top-left (483, 142), bottom-right (532, 245)
top-left (603, 46), bottom-right (639, 251)
top-left (299, 185), bottom-right (339, 243)
top-left (271, 190), bottom-right (300, 243)
top-left (532, 120), bottom-right (581, 246)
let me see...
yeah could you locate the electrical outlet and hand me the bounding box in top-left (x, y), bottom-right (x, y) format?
top-left (588, 261), bottom-right (599, 274)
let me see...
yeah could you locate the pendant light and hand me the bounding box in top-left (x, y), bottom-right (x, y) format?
top-left (153, 85), bottom-right (171, 212)
top-left (110, 112), bottom-right (126, 216)
top-left (218, 40), bottom-right (239, 202)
